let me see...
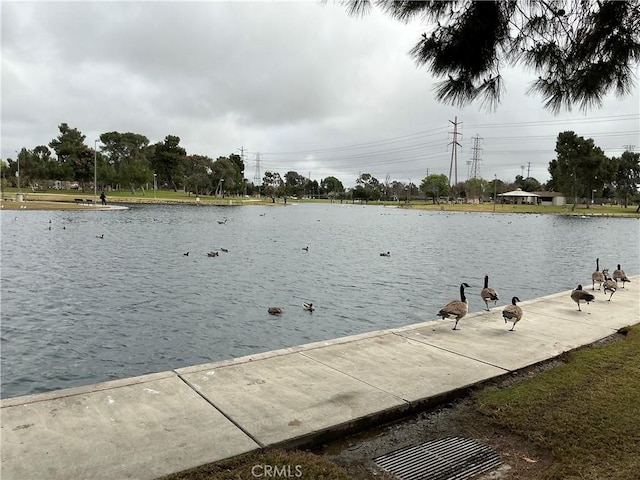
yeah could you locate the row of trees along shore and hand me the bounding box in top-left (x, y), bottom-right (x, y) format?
top-left (1, 124), bottom-right (639, 207)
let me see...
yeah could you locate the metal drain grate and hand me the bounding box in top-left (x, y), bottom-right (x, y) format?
top-left (374, 437), bottom-right (501, 480)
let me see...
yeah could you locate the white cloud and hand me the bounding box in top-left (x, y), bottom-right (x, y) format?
top-left (2, 0), bottom-right (638, 188)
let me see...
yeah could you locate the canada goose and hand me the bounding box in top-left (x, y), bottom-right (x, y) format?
top-left (438, 283), bottom-right (471, 330)
top-left (612, 264), bottom-right (630, 288)
top-left (302, 246), bottom-right (309, 252)
top-left (183, 252), bottom-right (189, 256)
top-left (502, 296), bottom-right (523, 331)
top-left (220, 248), bottom-right (229, 253)
top-left (380, 251), bottom-right (391, 257)
top-left (207, 251), bottom-right (219, 257)
top-left (267, 307), bottom-right (283, 315)
top-left (591, 258), bottom-right (604, 290)
top-left (217, 218), bottom-right (227, 225)
top-left (480, 275), bottom-right (499, 311)
top-left (303, 302), bottom-right (315, 312)
top-left (571, 285), bottom-right (595, 311)
top-left (602, 270), bottom-right (617, 301)
top-left (96, 234), bottom-right (104, 239)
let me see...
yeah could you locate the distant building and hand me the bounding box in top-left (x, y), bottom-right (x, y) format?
top-left (497, 188), bottom-right (539, 205)
top-left (533, 191), bottom-right (566, 206)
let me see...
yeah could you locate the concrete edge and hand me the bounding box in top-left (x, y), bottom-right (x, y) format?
top-left (258, 323), bottom-right (638, 452)
top-left (0, 371), bottom-right (175, 408)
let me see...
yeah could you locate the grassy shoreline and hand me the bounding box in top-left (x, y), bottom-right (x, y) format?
top-left (2, 190), bottom-right (639, 216)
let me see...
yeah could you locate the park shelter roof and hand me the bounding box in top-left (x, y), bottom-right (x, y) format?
top-left (498, 189), bottom-right (540, 197)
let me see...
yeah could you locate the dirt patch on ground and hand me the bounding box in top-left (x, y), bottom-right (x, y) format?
top-left (316, 330), bottom-right (629, 480)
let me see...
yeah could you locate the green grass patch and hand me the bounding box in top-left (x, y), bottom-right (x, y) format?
top-left (476, 325), bottom-right (640, 480)
top-left (159, 449), bottom-right (356, 480)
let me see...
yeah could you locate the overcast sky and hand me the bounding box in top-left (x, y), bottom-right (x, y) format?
top-left (2, 0), bottom-right (639, 188)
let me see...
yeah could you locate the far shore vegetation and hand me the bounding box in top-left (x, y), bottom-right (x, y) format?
top-left (2, 188), bottom-right (639, 217)
top-left (2, 125), bottom-right (639, 216)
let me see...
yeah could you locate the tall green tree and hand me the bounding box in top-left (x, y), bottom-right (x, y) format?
top-left (342, 0), bottom-right (640, 112)
top-left (262, 171), bottom-right (284, 199)
top-left (183, 154), bottom-right (214, 195)
top-left (100, 132), bottom-right (151, 192)
top-left (514, 175), bottom-right (542, 192)
top-left (548, 131), bottom-right (608, 210)
top-left (464, 177), bottom-right (490, 202)
top-left (149, 135), bottom-right (186, 191)
top-left (284, 171), bottom-right (306, 197)
top-left (320, 176), bottom-right (345, 197)
top-left (211, 156), bottom-right (241, 196)
top-left (229, 153), bottom-right (245, 193)
top-left (307, 179), bottom-right (320, 198)
top-left (48, 123), bottom-right (93, 188)
top-left (420, 174), bottom-right (450, 204)
top-left (610, 150), bottom-right (640, 207)
top-left (353, 173), bottom-right (381, 202)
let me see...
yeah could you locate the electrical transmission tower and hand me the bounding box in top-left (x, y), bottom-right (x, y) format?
top-left (469, 135), bottom-right (482, 179)
top-left (237, 146), bottom-right (247, 171)
top-left (448, 117), bottom-right (462, 187)
top-left (253, 152), bottom-right (262, 187)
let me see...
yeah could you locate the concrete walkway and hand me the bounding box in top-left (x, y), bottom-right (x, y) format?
top-left (2, 277), bottom-right (638, 480)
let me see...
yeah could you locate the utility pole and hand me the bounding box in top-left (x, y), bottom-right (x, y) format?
top-left (15, 150), bottom-right (20, 194)
top-left (527, 162), bottom-right (531, 178)
top-left (623, 144), bottom-right (636, 152)
top-left (448, 117), bottom-right (462, 189)
top-left (493, 174), bottom-right (497, 212)
top-left (470, 135), bottom-right (482, 179)
top-left (253, 153), bottom-right (262, 196)
top-left (94, 140), bottom-right (98, 207)
top-left (237, 146), bottom-right (247, 171)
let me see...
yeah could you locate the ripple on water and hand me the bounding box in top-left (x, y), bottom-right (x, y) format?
top-left (1, 206), bottom-right (638, 398)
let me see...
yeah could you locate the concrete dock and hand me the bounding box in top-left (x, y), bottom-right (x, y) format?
top-left (2, 277), bottom-right (639, 480)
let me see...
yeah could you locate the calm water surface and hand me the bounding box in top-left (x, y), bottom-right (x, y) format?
top-left (1, 203), bottom-right (638, 399)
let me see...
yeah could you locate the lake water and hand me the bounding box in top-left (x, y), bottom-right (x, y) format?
top-left (1, 203), bottom-right (638, 399)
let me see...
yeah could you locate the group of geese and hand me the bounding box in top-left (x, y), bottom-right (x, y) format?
top-left (571, 259), bottom-right (630, 310)
top-left (439, 262), bottom-right (630, 331)
top-left (437, 276), bottom-right (522, 331)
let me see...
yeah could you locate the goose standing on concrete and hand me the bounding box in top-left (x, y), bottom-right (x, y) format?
top-left (571, 285), bottom-right (595, 311)
top-left (502, 297), bottom-right (523, 331)
top-left (602, 270), bottom-right (617, 301)
top-left (591, 258), bottom-right (605, 290)
top-left (438, 283), bottom-right (471, 330)
top-left (480, 275), bottom-right (499, 311)
top-left (612, 264), bottom-right (630, 288)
